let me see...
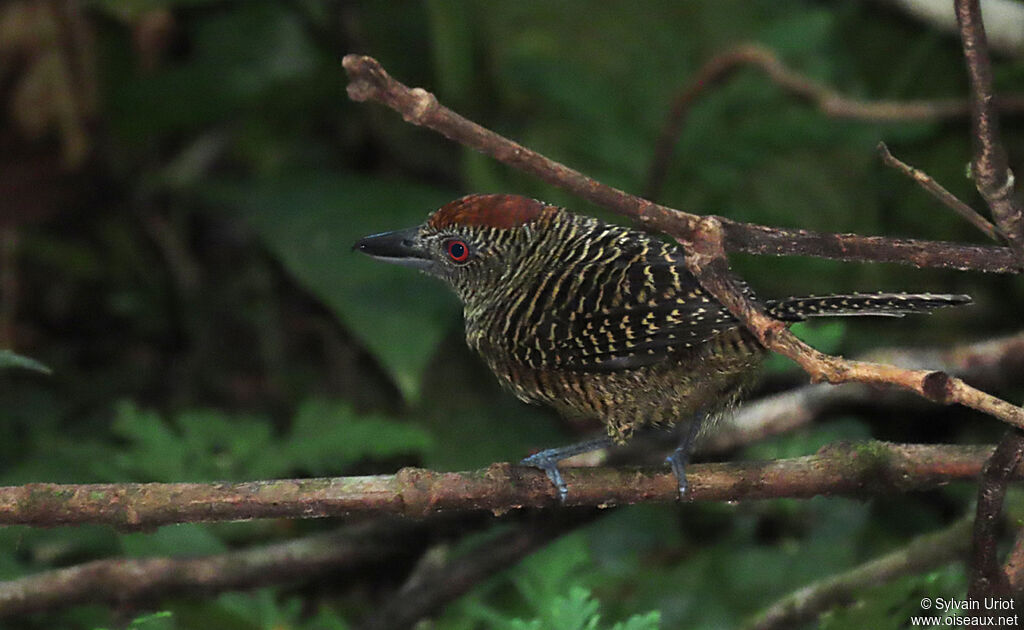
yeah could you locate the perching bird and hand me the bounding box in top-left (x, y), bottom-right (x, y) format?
top-left (355, 194), bottom-right (971, 501)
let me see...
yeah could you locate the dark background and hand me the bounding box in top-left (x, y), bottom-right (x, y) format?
top-left (1, 1), bottom-right (1022, 628)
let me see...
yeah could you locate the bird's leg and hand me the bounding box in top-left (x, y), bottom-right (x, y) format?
top-left (666, 416), bottom-right (703, 499)
top-left (519, 436), bottom-right (615, 502)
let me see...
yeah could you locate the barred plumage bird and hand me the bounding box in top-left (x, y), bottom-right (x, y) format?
top-left (355, 194), bottom-right (971, 500)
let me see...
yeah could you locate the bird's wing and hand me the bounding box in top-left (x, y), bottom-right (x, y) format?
top-left (514, 241), bottom-right (747, 371)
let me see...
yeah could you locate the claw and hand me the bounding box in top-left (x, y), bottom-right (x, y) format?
top-left (666, 448), bottom-right (690, 499)
top-left (520, 451), bottom-right (569, 502)
top-left (666, 418), bottom-right (702, 500)
top-left (518, 436), bottom-right (613, 503)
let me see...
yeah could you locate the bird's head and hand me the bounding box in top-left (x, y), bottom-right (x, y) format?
top-left (354, 194), bottom-right (558, 302)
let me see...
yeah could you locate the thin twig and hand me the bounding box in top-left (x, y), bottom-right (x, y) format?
top-left (680, 215), bottom-right (1024, 430)
top-left (968, 430), bottom-right (1024, 601)
top-left (878, 141), bottom-right (1005, 243)
top-left (343, 54), bottom-right (1020, 274)
top-left (955, 0), bottom-right (1024, 256)
top-left (0, 442), bottom-right (1016, 528)
top-left (744, 517), bottom-right (974, 630)
top-left (702, 331), bottom-right (1024, 454)
top-left (644, 43), bottom-right (1024, 201)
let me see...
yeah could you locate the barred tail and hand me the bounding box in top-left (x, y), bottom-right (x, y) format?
top-left (766, 293), bottom-right (972, 322)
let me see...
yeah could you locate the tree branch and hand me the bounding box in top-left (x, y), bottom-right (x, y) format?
top-left (744, 517), bottom-right (973, 630)
top-left (0, 520), bottom-right (426, 618)
top-left (955, 0), bottom-right (1024, 256)
top-left (878, 141), bottom-right (1005, 244)
top-left (0, 442), bottom-right (1017, 528)
top-left (968, 430), bottom-right (1024, 601)
top-left (702, 331), bottom-right (1024, 454)
top-left (644, 43), bottom-right (1024, 201)
top-left (342, 54), bottom-right (1021, 274)
top-left (360, 512), bottom-right (598, 630)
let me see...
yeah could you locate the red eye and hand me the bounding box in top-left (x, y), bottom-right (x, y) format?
top-left (446, 239), bottom-right (470, 262)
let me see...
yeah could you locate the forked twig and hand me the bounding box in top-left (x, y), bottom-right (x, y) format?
top-left (878, 142), bottom-right (1005, 243)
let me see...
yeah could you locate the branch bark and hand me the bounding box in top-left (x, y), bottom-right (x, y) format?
top-left (0, 442), bottom-right (1017, 528)
top-left (956, 0), bottom-right (1024, 255)
top-left (968, 430), bottom-right (1024, 601)
top-left (342, 54), bottom-right (1021, 275)
top-left (702, 331), bottom-right (1024, 454)
top-left (0, 520), bottom-right (426, 618)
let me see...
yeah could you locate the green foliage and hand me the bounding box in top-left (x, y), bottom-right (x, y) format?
top-left (457, 535), bottom-right (660, 630)
top-left (0, 349), bottom-right (52, 374)
top-left (818, 565), bottom-right (966, 630)
top-left (198, 173), bottom-right (458, 398)
top-left (95, 611), bottom-right (175, 630)
top-left (497, 587), bottom-right (660, 630)
top-left (111, 399), bottom-right (431, 482)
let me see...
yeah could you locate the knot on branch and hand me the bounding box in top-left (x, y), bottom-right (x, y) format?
top-left (393, 467), bottom-right (435, 517)
top-left (922, 371), bottom-right (955, 404)
top-left (404, 87), bottom-right (438, 124)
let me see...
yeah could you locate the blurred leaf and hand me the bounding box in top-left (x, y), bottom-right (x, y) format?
top-left (95, 610), bottom-right (175, 630)
top-left (110, 399), bottom-right (429, 482)
top-left (198, 172), bottom-right (457, 397)
top-left (108, 2), bottom-right (316, 143)
top-left (764, 320), bottom-right (846, 373)
top-left (284, 399), bottom-right (432, 475)
top-left (0, 349), bottom-right (52, 374)
top-left (120, 524), bottom-right (227, 558)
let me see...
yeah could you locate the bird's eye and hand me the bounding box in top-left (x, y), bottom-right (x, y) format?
top-left (445, 239), bottom-right (470, 263)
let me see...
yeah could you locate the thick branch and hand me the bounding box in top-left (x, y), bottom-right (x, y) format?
top-left (342, 54), bottom-right (1021, 274)
top-left (745, 518), bottom-right (973, 630)
top-left (968, 430), bottom-right (1024, 600)
top-left (0, 442), bottom-right (1017, 528)
top-left (0, 520), bottom-right (425, 618)
top-left (955, 0), bottom-right (1024, 255)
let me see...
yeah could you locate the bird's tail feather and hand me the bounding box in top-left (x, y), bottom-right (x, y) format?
top-left (766, 293), bottom-right (971, 322)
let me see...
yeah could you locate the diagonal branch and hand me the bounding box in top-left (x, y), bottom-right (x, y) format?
top-left (0, 442), bottom-right (1018, 528)
top-left (878, 142), bottom-right (1005, 244)
top-left (342, 54), bottom-right (1024, 433)
top-left (744, 517), bottom-right (974, 630)
top-left (360, 512), bottom-right (598, 630)
top-left (955, 0), bottom-right (1024, 256)
top-left (343, 55), bottom-right (1020, 274)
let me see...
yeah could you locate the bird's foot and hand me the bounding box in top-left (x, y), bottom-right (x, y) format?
top-left (666, 418), bottom-right (702, 500)
top-left (665, 446), bottom-right (691, 499)
top-left (519, 450), bottom-right (569, 502)
top-left (519, 436), bottom-right (614, 503)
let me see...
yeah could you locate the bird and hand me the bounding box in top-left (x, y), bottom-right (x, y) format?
top-left (355, 193), bottom-right (971, 501)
